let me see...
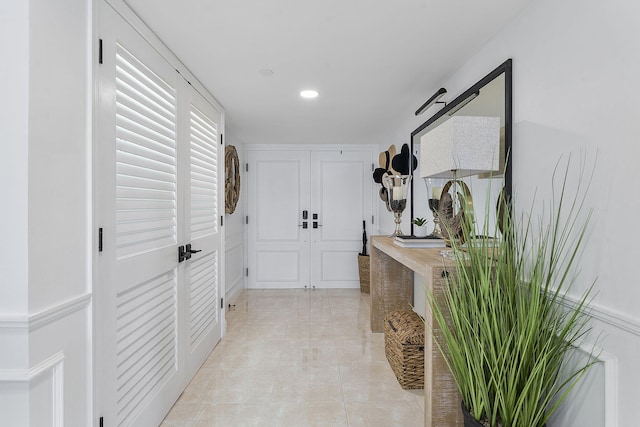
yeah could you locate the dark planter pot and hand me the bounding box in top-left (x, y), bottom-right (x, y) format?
top-left (461, 402), bottom-right (547, 427)
top-left (461, 402), bottom-right (484, 427)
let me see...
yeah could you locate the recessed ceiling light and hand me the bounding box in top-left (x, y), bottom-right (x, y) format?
top-left (259, 68), bottom-right (274, 77)
top-left (300, 89), bottom-right (319, 99)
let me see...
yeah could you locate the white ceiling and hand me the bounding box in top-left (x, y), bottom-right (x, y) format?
top-left (124, 0), bottom-right (533, 145)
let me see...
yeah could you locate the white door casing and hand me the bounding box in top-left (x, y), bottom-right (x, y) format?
top-left (95, 2), bottom-right (223, 425)
top-left (247, 148), bottom-right (373, 289)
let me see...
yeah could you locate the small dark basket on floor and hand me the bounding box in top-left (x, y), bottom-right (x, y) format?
top-left (357, 254), bottom-right (370, 293)
top-left (384, 309), bottom-right (425, 389)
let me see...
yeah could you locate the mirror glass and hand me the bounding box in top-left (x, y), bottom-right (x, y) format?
top-left (410, 59), bottom-right (512, 236)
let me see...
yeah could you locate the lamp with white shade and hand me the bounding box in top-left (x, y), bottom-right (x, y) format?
top-left (419, 116), bottom-right (501, 244)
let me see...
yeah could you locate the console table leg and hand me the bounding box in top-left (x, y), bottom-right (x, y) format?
top-left (370, 245), bottom-right (414, 333)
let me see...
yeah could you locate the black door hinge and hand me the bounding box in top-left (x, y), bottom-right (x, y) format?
top-left (98, 228), bottom-right (103, 252)
top-left (221, 215), bottom-right (224, 226)
top-left (98, 39), bottom-right (103, 64)
top-left (221, 298), bottom-right (224, 309)
top-left (245, 216), bottom-right (248, 224)
top-left (246, 268), bottom-right (249, 277)
top-left (220, 134), bottom-right (223, 145)
top-left (245, 163), bottom-right (248, 172)
top-left (99, 416), bottom-right (104, 427)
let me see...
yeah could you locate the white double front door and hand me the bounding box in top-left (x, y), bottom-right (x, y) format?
top-left (247, 148), bottom-right (374, 289)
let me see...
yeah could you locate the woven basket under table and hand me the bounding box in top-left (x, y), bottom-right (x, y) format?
top-left (384, 309), bottom-right (425, 389)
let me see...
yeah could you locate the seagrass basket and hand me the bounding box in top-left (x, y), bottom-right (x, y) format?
top-left (384, 309), bottom-right (425, 389)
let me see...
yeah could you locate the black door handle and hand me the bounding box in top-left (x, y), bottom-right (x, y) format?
top-left (186, 244), bottom-right (201, 254)
top-left (179, 244), bottom-right (201, 262)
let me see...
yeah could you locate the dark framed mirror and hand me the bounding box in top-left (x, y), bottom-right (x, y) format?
top-left (409, 59), bottom-right (512, 234)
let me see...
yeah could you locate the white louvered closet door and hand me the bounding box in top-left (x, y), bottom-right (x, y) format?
top-left (181, 91), bottom-right (223, 380)
top-left (96, 2), bottom-right (223, 426)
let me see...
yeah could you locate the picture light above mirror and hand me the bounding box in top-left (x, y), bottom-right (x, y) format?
top-left (414, 87), bottom-right (447, 116)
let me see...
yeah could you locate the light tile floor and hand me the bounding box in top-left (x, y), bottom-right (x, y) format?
top-left (161, 288), bottom-right (424, 426)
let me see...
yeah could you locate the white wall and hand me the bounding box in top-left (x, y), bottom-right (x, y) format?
top-left (0, 9), bottom-right (30, 425)
top-left (224, 134), bottom-right (247, 305)
top-left (29, 0), bottom-right (93, 424)
top-left (393, 0), bottom-right (640, 424)
top-left (1, 0), bottom-right (93, 425)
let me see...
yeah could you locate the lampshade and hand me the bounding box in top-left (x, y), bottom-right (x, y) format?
top-left (419, 116), bottom-right (501, 179)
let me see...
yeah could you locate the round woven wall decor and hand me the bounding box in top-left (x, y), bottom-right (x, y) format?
top-left (225, 145), bottom-right (241, 214)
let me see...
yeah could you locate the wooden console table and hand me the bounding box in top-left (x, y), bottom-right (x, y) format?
top-left (370, 235), bottom-right (463, 427)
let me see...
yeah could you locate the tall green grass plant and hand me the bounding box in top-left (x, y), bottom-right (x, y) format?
top-left (428, 160), bottom-right (599, 427)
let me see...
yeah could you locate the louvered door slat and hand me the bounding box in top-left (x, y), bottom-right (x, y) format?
top-left (115, 270), bottom-right (176, 426)
top-left (116, 91), bottom-right (174, 133)
top-left (117, 316), bottom-right (174, 381)
top-left (117, 115), bottom-right (175, 148)
top-left (117, 209), bottom-right (174, 222)
top-left (116, 44), bottom-right (175, 106)
top-left (116, 288), bottom-right (174, 336)
top-left (117, 126), bottom-right (175, 157)
top-left (191, 163), bottom-right (218, 177)
top-left (116, 217), bottom-right (175, 234)
top-left (190, 115), bottom-right (216, 139)
top-left (116, 199), bottom-right (175, 211)
top-left (116, 230), bottom-right (174, 253)
top-left (115, 78), bottom-right (175, 126)
top-left (117, 350), bottom-right (174, 424)
top-left (116, 175), bottom-right (176, 193)
top-left (116, 187), bottom-right (176, 201)
top-left (117, 138), bottom-right (175, 165)
top-left (190, 252), bottom-right (217, 347)
top-left (115, 42), bottom-right (177, 260)
top-left (189, 105), bottom-right (218, 240)
top-left (117, 150), bottom-right (176, 176)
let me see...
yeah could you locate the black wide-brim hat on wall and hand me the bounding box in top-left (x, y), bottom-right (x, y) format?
top-left (373, 145), bottom-right (397, 205)
top-left (373, 143), bottom-right (418, 203)
top-left (391, 143), bottom-right (418, 176)
top-left (373, 145), bottom-right (397, 184)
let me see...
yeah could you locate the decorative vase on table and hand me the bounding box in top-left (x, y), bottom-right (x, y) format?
top-left (414, 225), bottom-right (427, 237)
top-left (411, 217), bottom-right (428, 237)
top-left (382, 174), bottom-right (412, 237)
top-left (424, 177), bottom-right (444, 238)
